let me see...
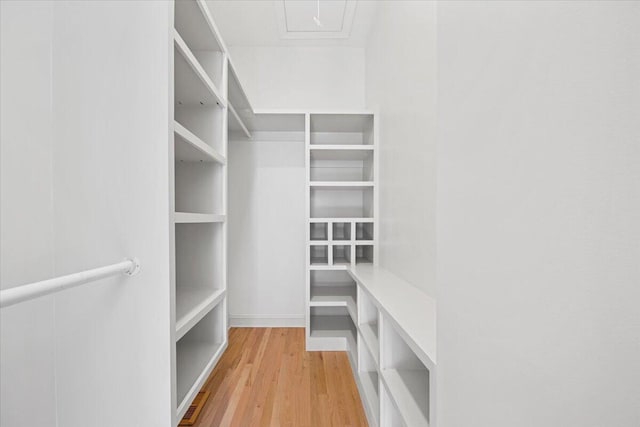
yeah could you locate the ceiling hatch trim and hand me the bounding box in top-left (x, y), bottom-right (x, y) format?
top-left (274, 0), bottom-right (358, 40)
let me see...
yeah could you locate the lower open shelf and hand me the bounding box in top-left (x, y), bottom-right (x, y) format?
top-left (175, 287), bottom-right (225, 340)
top-left (381, 369), bottom-right (429, 427)
top-left (310, 284), bottom-right (356, 321)
top-left (309, 309), bottom-right (356, 352)
top-left (176, 300), bottom-right (226, 420)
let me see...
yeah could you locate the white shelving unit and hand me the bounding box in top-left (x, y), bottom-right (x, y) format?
top-left (305, 112), bottom-right (380, 424)
top-left (170, 1), bottom-right (229, 425)
top-left (349, 264), bottom-right (437, 427)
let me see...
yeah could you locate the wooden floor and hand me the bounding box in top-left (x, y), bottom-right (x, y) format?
top-left (190, 327), bottom-right (368, 427)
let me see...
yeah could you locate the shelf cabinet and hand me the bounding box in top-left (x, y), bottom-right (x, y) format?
top-left (171, 1), bottom-right (228, 425)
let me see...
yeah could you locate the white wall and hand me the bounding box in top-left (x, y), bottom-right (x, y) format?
top-left (0, 2), bottom-right (57, 425)
top-left (365, 1), bottom-right (437, 295)
top-left (436, 2), bottom-right (640, 426)
top-left (228, 135), bottom-right (306, 326)
top-left (1, 1), bottom-right (173, 426)
top-left (229, 46), bottom-right (365, 110)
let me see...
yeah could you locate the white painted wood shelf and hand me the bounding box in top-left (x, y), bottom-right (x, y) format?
top-left (309, 181), bottom-right (374, 188)
top-left (175, 287), bottom-right (225, 340)
top-left (228, 102), bottom-right (251, 139)
top-left (381, 369), bottom-right (430, 427)
top-left (174, 30), bottom-right (226, 108)
top-left (174, 121), bottom-right (226, 164)
top-left (174, 212), bottom-right (226, 224)
top-left (176, 339), bottom-right (225, 419)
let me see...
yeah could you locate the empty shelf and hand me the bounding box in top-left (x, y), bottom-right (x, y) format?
top-left (174, 0), bottom-right (224, 53)
top-left (310, 285), bottom-right (357, 320)
top-left (310, 217), bottom-right (374, 223)
top-left (176, 340), bottom-right (224, 416)
top-left (310, 145), bottom-right (375, 161)
top-left (174, 212), bottom-right (226, 224)
top-left (360, 322), bottom-right (379, 364)
top-left (174, 121), bottom-right (225, 164)
top-left (174, 30), bottom-right (226, 108)
top-left (359, 371), bottom-right (380, 424)
top-left (175, 287), bottom-right (225, 340)
top-left (310, 181), bottom-right (374, 189)
top-left (310, 315), bottom-right (355, 341)
top-left (381, 369), bottom-right (430, 427)
top-left (228, 102), bottom-right (251, 138)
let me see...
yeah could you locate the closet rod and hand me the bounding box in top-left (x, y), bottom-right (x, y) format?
top-left (0, 258), bottom-right (140, 308)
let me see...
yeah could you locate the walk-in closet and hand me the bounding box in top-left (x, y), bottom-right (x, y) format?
top-left (2, 1), bottom-right (639, 427)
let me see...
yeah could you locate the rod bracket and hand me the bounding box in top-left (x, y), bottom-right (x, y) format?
top-left (124, 258), bottom-right (141, 276)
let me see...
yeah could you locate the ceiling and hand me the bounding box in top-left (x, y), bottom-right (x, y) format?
top-left (206, 0), bottom-right (379, 47)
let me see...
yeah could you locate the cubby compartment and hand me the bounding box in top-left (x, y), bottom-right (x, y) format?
top-left (358, 331), bottom-right (380, 425)
top-left (381, 384), bottom-right (404, 427)
top-left (356, 222), bottom-right (374, 241)
top-left (175, 222), bottom-right (224, 338)
top-left (310, 270), bottom-right (357, 322)
top-left (332, 245), bottom-right (352, 266)
top-left (310, 187), bottom-right (373, 218)
top-left (310, 244), bottom-right (329, 265)
top-left (310, 306), bottom-right (357, 349)
top-left (310, 114), bottom-right (374, 145)
top-left (356, 245), bottom-right (375, 264)
top-left (175, 104), bottom-right (225, 156)
top-left (332, 222), bottom-right (352, 241)
top-left (310, 222), bottom-right (328, 241)
top-left (309, 148), bottom-right (374, 182)
top-left (175, 161), bottom-right (223, 215)
top-left (358, 288), bottom-right (379, 364)
top-left (174, 0), bottom-right (225, 91)
top-left (381, 318), bottom-right (431, 427)
top-left (176, 299), bottom-right (225, 412)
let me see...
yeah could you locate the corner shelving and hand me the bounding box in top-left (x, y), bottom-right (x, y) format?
top-left (306, 111), bottom-right (377, 357)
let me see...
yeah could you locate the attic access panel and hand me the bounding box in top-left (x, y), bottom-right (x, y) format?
top-left (275, 0), bottom-right (357, 39)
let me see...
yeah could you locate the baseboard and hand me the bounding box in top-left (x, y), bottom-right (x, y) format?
top-left (229, 314), bottom-right (305, 327)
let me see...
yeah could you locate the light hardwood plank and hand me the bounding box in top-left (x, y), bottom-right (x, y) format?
top-left (190, 327), bottom-right (367, 427)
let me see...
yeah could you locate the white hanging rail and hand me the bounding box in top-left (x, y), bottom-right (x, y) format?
top-left (0, 258), bottom-right (141, 309)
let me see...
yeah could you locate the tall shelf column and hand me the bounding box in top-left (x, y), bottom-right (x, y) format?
top-left (170, 1), bottom-right (229, 424)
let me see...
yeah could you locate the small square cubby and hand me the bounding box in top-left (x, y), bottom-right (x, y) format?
top-left (356, 245), bottom-right (374, 264)
top-left (332, 222), bottom-right (352, 241)
top-left (332, 245), bottom-right (352, 266)
top-left (356, 222), bottom-right (374, 240)
top-left (310, 245), bottom-right (329, 265)
top-left (310, 222), bottom-right (328, 241)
